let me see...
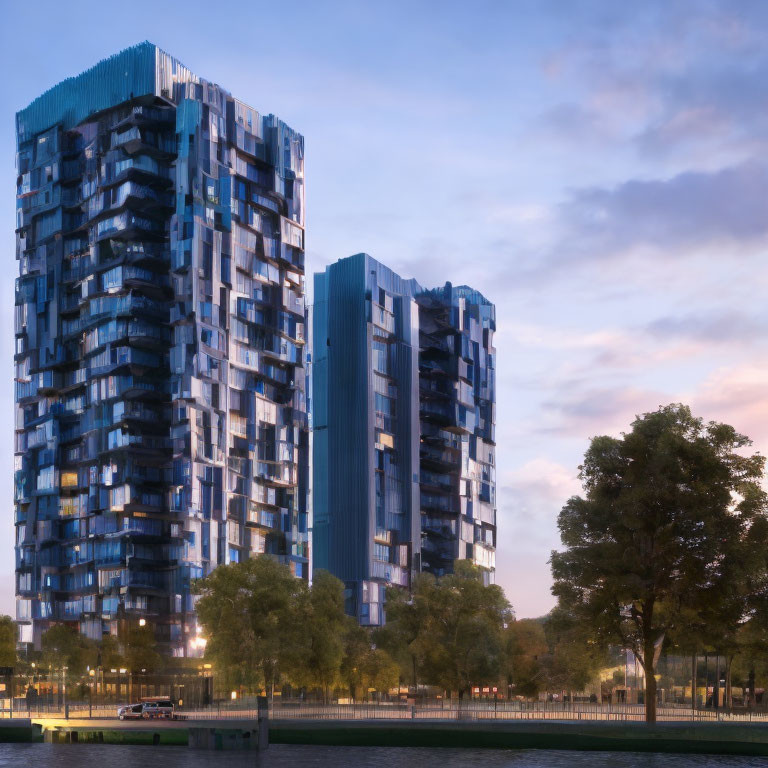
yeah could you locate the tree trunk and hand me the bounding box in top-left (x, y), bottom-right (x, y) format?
top-left (643, 636), bottom-right (657, 724)
top-left (749, 668), bottom-right (756, 707)
top-left (644, 666), bottom-right (657, 723)
top-left (726, 656), bottom-right (733, 711)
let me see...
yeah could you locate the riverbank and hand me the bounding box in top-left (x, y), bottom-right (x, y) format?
top-left (269, 719), bottom-right (768, 756)
top-left (8, 717), bottom-right (768, 755)
top-left (0, 719), bottom-right (40, 742)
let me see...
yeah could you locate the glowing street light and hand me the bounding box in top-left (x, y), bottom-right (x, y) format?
top-left (190, 634), bottom-right (207, 651)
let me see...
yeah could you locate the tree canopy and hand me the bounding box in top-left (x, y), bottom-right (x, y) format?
top-left (0, 616), bottom-right (16, 669)
top-left (41, 624), bottom-right (96, 677)
top-left (379, 561), bottom-right (512, 698)
top-left (551, 404), bottom-right (768, 722)
top-left (194, 556), bottom-right (307, 694)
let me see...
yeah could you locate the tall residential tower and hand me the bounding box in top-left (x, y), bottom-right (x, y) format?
top-left (312, 254), bottom-right (496, 625)
top-left (14, 43), bottom-right (308, 654)
top-left (312, 254), bottom-right (422, 625)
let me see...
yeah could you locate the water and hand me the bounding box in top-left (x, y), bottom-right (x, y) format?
top-left (0, 744), bottom-right (766, 767)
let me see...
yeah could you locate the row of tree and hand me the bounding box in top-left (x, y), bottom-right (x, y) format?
top-left (194, 556), bottom-right (606, 701)
top-left (194, 557), bottom-right (399, 701)
top-left (0, 618), bottom-right (163, 681)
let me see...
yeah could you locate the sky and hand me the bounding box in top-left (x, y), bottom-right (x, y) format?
top-left (2, 0), bottom-right (768, 618)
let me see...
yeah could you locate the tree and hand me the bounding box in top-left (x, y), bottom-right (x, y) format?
top-left (504, 619), bottom-right (548, 698)
top-left (420, 561), bottom-right (512, 698)
top-left (123, 624), bottom-right (162, 673)
top-left (360, 647), bottom-right (399, 699)
top-left (98, 634), bottom-right (125, 671)
top-left (340, 620), bottom-right (371, 701)
top-left (288, 570), bottom-right (348, 701)
top-left (551, 404), bottom-right (768, 722)
top-left (0, 617), bottom-right (17, 668)
top-left (194, 557), bottom-right (306, 696)
top-left (374, 574), bottom-right (434, 690)
top-left (543, 607), bottom-right (606, 698)
top-left (340, 620), bottom-right (399, 701)
top-left (41, 625), bottom-right (96, 677)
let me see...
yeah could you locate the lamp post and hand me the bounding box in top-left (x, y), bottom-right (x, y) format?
top-left (88, 669), bottom-right (95, 718)
top-left (62, 666), bottom-right (68, 719)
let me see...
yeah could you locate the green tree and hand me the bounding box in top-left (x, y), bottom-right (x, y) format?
top-left (123, 624), bottom-right (162, 673)
top-left (551, 404), bottom-right (767, 722)
top-left (194, 557), bottom-right (306, 696)
top-left (360, 647), bottom-right (399, 699)
top-left (504, 618), bottom-right (548, 698)
top-left (421, 561), bottom-right (512, 698)
top-left (339, 621), bottom-right (399, 701)
top-left (41, 625), bottom-right (96, 677)
top-left (289, 570), bottom-right (348, 701)
top-left (374, 574), bottom-right (434, 689)
top-left (0, 616), bottom-right (17, 668)
top-left (98, 634), bottom-right (125, 671)
top-left (340, 620), bottom-right (371, 701)
top-left (543, 607), bottom-right (606, 697)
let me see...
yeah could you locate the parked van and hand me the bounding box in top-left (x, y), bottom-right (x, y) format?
top-left (117, 697), bottom-right (174, 720)
top-left (139, 697), bottom-right (174, 719)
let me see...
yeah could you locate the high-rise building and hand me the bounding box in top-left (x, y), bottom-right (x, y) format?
top-left (312, 254), bottom-right (496, 625)
top-left (14, 43), bottom-right (308, 655)
top-left (312, 254), bottom-right (422, 625)
top-left (416, 284), bottom-right (496, 580)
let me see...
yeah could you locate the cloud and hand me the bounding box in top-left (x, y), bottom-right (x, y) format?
top-left (500, 459), bottom-right (581, 527)
top-left (644, 311), bottom-right (768, 344)
top-left (539, 385), bottom-right (670, 438)
top-left (692, 363), bottom-right (768, 447)
top-left (558, 161), bottom-right (768, 259)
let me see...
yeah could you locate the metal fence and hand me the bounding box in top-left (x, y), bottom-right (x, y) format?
top-left (177, 700), bottom-right (768, 723)
top-left (5, 699), bottom-right (768, 723)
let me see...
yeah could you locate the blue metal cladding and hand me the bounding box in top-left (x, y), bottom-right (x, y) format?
top-left (16, 43), bottom-right (158, 145)
top-left (14, 44), bottom-right (308, 655)
top-left (312, 258), bottom-right (497, 625)
top-left (312, 254), bottom-right (422, 625)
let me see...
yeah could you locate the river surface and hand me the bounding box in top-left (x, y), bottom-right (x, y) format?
top-left (1, 744), bottom-right (767, 767)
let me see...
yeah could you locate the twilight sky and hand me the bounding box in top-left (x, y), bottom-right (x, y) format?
top-left (2, 0), bottom-right (768, 618)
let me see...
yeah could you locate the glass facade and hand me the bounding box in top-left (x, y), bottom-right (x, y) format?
top-left (312, 254), bottom-right (421, 625)
top-left (417, 285), bottom-right (496, 580)
top-left (312, 255), bottom-right (496, 625)
top-left (14, 43), bottom-right (308, 655)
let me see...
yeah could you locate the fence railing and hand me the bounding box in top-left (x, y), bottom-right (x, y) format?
top-left (5, 699), bottom-right (768, 723)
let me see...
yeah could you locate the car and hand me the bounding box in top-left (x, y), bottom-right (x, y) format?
top-left (117, 703), bottom-right (144, 720)
top-left (117, 699), bottom-right (174, 720)
top-left (139, 699), bottom-right (174, 719)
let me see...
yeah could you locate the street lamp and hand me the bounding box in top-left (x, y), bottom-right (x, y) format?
top-left (139, 618), bottom-right (146, 627)
top-left (62, 666), bottom-right (68, 719)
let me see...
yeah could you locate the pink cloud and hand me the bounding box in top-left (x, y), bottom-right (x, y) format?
top-left (691, 363), bottom-right (768, 449)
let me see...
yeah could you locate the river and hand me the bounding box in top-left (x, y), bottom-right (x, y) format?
top-left (0, 744), bottom-right (766, 766)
